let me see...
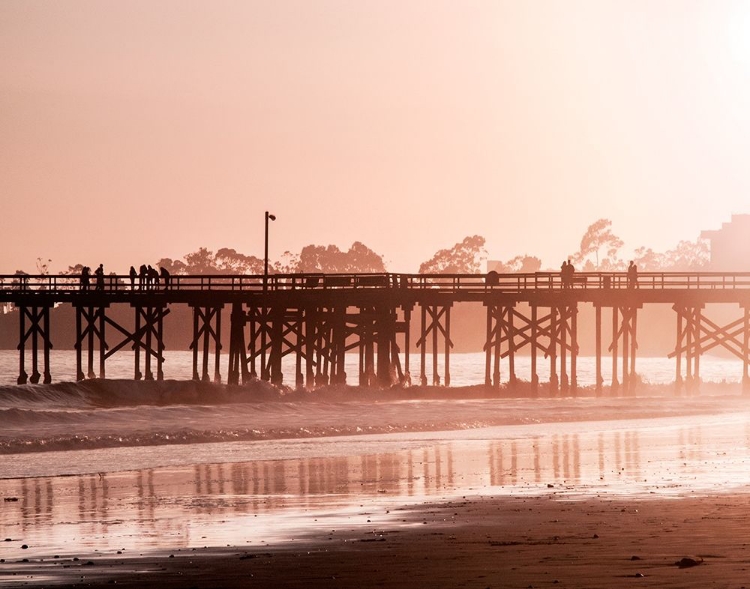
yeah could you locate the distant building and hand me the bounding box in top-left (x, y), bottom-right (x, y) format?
top-left (701, 214), bottom-right (750, 271)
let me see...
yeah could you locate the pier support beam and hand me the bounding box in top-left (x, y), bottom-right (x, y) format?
top-left (269, 305), bottom-right (284, 385)
top-left (247, 304), bottom-right (338, 388)
top-left (608, 306), bottom-right (639, 395)
top-left (357, 306), bottom-right (376, 387)
top-left (670, 304), bottom-right (750, 396)
top-left (484, 303), bottom-right (576, 396)
top-left (132, 305), bottom-right (169, 381)
top-left (398, 304), bottom-right (412, 386)
top-left (549, 304), bottom-right (578, 396)
top-left (329, 306), bottom-right (347, 385)
top-left (308, 306), bottom-right (334, 387)
top-left (351, 305), bottom-right (400, 387)
top-left (416, 303), bottom-right (453, 386)
top-left (189, 305), bottom-right (223, 383)
top-left (17, 304), bottom-right (53, 385)
top-left (304, 306), bottom-right (327, 388)
top-left (484, 302), bottom-right (518, 389)
top-left (73, 303), bottom-right (170, 382)
top-left (671, 305), bottom-right (703, 395)
top-left (292, 308), bottom-right (305, 389)
top-left (595, 305), bottom-right (603, 396)
top-left (248, 305), bottom-right (272, 381)
top-left (376, 306), bottom-right (403, 386)
top-left (74, 305), bottom-right (108, 380)
top-left (227, 302), bottom-right (249, 386)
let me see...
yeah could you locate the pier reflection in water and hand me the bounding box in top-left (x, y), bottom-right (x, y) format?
top-left (2, 416), bottom-right (750, 558)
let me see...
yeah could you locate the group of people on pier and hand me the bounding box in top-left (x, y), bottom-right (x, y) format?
top-left (559, 259), bottom-right (638, 289)
top-left (78, 264), bottom-right (171, 291)
top-left (560, 259), bottom-right (576, 288)
top-left (79, 264), bottom-right (105, 291)
top-left (128, 265), bottom-right (171, 290)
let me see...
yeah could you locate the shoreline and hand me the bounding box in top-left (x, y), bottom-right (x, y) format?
top-left (0, 381), bottom-right (750, 464)
top-left (4, 492), bottom-right (750, 588)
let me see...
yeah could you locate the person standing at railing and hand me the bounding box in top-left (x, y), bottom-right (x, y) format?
top-left (560, 261), bottom-right (567, 288)
top-left (94, 264), bottom-right (105, 291)
top-left (138, 264), bottom-right (147, 290)
top-left (628, 261), bottom-right (639, 289)
top-left (147, 265), bottom-right (159, 290)
top-left (568, 260), bottom-right (576, 288)
top-left (129, 266), bottom-right (137, 290)
top-left (80, 266), bottom-right (91, 291)
top-left (160, 266), bottom-right (171, 290)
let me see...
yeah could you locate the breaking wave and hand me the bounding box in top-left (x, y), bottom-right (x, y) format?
top-left (0, 378), bottom-right (291, 410)
top-left (0, 378), bottom-right (745, 458)
top-left (0, 379), bottom-right (511, 455)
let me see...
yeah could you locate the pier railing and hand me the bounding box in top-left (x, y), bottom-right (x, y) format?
top-left (3, 271), bottom-right (750, 294)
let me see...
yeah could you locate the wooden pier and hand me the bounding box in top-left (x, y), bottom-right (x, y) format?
top-left (2, 271), bottom-right (750, 394)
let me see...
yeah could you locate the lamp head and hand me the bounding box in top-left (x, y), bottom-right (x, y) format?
top-left (267, 212), bottom-right (276, 221)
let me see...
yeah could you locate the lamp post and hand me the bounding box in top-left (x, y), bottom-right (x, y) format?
top-left (261, 211), bottom-right (276, 382)
top-left (264, 211), bottom-right (276, 295)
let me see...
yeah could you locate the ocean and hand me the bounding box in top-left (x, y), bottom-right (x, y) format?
top-left (0, 350), bottom-right (745, 387)
top-left (0, 349), bottom-right (745, 479)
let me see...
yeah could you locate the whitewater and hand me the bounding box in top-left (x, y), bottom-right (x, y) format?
top-left (0, 348), bottom-right (747, 479)
top-left (2, 350), bottom-right (745, 387)
top-left (1, 382), bottom-right (748, 479)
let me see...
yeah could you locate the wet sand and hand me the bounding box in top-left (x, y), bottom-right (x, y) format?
top-left (4, 493), bottom-right (750, 588)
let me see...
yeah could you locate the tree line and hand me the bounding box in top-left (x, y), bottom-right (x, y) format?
top-left (26, 218), bottom-right (708, 277)
top-left (148, 219), bottom-right (709, 275)
top-left (569, 219), bottom-right (707, 272)
top-left (416, 219), bottom-right (707, 274)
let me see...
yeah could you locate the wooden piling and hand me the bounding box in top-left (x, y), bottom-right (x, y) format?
top-left (595, 305), bottom-right (601, 396)
top-left (531, 304), bottom-right (538, 395)
top-left (744, 306), bottom-right (749, 395)
top-left (444, 306), bottom-right (451, 387)
top-left (611, 307), bottom-right (619, 393)
top-left (571, 304), bottom-right (577, 394)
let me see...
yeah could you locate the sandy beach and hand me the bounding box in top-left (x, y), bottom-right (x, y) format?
top-left (3, 393), bottom-right (750, 588)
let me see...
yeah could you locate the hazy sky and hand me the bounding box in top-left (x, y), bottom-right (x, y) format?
top-left (2, 1), bottom-right (750, 273)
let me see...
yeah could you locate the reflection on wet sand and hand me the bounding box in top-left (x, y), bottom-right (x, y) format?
top-left (2, 416), bottom-right (750, 559)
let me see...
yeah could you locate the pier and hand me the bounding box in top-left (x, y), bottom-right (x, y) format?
top-left (1, 271), bottom-right (750, 394)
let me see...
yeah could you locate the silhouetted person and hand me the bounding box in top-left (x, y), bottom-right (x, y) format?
top-left (94, 264), bottom-right (105, 291)
top-left (628, 261), bottom-right (638, 289)
top-left (139, 264), bottom-right (148, 290)
top-left (129, 266), bottom-right (137, 290)
top-left (159, 266), bottom-right (170, 290)
top-left (560, 261), bottom-right (568, 288)
top-left (80, 266), bottom-right (90, 291)
top-left (147, 265), bottom-right (159, 289)
top-left (567, 260), bottom-right (575, 288)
